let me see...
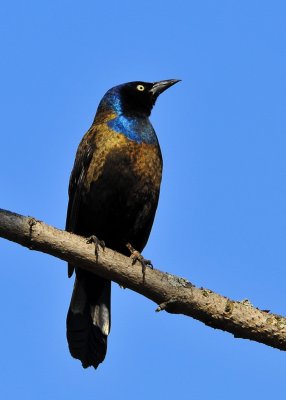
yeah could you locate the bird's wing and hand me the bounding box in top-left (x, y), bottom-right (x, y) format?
top-left (66, 127), bottom-right (96, 276)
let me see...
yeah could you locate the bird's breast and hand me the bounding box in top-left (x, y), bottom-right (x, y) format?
top-left (85, 127), bottom-right (162, 196)
top-left (79, 123), bottom-right (162, 252)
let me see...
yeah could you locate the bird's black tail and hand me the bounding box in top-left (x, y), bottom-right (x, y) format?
top-left (66, 271), bottom-right (111, 369)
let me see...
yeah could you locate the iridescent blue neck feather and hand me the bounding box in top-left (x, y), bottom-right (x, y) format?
top-left (97, 86), bottom-right (158, 145)
top-left (107, 115), bottom-right (157, 144)
top-left (99, 86), bottom-right (123, 115)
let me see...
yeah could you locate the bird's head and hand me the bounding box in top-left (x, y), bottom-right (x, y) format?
top-left (97, 79), bottom-right (181, 117)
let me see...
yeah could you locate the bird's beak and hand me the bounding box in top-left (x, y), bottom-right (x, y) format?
top-left (150, 79), bottom-right (181, 97)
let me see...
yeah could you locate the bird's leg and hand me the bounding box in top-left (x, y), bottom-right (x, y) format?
top-left (87, 235), bottom-right (105, 261)
top-left (126, 243), bottom-right (153, 281)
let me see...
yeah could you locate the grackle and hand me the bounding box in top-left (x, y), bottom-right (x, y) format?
top-left (66, 79), bottom-right (180, 369)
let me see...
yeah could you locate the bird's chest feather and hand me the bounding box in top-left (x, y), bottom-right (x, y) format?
top-left (80, 128), bottom-right (162, 249)
top-left (84, 128), bottom-right (162, 208)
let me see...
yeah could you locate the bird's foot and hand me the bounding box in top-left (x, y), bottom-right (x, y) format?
top-left (126, 243), bottom-right (153, 280)
top-left (87, 235), bottom-right (105, 261)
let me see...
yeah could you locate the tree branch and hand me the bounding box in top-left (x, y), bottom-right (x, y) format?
top-left (0, 207), bottom-right (285, 351)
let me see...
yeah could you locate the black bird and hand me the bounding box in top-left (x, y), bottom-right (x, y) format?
top-left (66, 79), bottom-right (180, 369)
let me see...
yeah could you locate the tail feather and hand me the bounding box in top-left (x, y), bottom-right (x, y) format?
top-left (66, 273), bottom-right (111, 369)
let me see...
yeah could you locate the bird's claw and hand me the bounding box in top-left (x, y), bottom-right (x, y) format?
top-left (126, 243), bottom-right (153, 278)
top-left (131, 252), bottom-right (153, 270)
top-left (87, 235), bottom-right (105, 260)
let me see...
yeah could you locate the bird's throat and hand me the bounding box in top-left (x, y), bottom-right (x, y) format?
top-left (107, 115), bottom-right (158, 145)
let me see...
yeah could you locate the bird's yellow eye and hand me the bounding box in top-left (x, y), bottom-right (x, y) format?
top-left (137, 84), bottom-right (145, 91)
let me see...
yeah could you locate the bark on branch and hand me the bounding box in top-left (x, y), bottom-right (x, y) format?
top-left (0, 208), bottom-right (285, 351)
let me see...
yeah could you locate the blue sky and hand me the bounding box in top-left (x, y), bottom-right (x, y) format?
top-left (1, 1), bottom-right (286, 398)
